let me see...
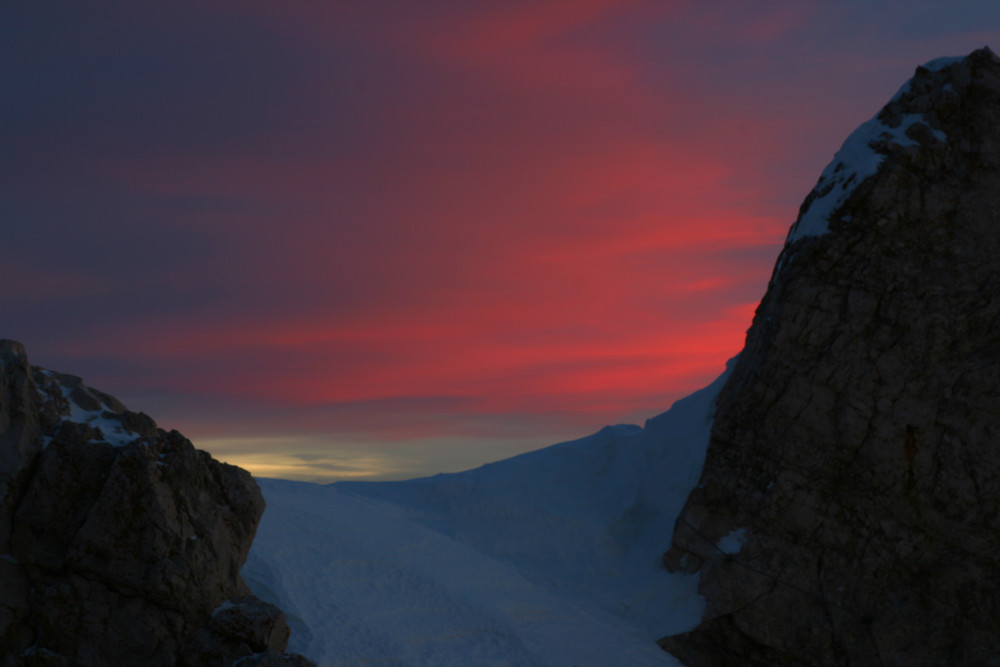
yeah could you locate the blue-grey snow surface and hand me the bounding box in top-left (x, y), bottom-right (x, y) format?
top-left (244, 361), bottom-right (734, 666)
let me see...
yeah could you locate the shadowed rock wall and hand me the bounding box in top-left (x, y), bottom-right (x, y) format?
top-left (0, 340), bottom-right (314, 666)
top-left (662, 48), bottom-right (1000, 666)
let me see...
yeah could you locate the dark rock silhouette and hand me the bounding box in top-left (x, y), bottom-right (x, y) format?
top-left (0, 341), bottom-right (315, 666)
top-left (661, 47), bottom-right (1000, 666)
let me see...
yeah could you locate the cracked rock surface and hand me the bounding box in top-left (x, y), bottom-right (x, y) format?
top-left (0, 340), bottom-right (315, 666)
top-left (661, 48), bottom-right (1000, 666)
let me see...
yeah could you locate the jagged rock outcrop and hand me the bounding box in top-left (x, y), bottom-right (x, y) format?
top-left (0, 341), bottom-right (316, 666)
top-left (661, 48), bottom-right (1000, 665)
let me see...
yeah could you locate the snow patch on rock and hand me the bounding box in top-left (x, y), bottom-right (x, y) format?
top-left (715, 528), bottom-right (748, 555)
top-left (785, 55), bottom-right (964, 245)
top-left (36, 369), bottom-right (141, 447)
top-left (786, 112), bottom-right (945, 243)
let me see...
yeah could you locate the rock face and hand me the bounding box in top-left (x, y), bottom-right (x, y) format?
top-left (661, 48), bottom-right (1000, 665)
top-left (0, 341), bottom-right (315, 666)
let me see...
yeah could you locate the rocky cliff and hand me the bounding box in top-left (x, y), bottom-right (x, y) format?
top-left (661, 48), bottom-right (1000, 665)
top-left (0, 341), bottom-right (314, 666)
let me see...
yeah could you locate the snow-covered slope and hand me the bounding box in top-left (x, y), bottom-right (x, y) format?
top-left (244, 360), bottom-right (734, 666)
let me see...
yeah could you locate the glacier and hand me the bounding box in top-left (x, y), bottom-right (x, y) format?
top-left (243, 360), bottom-right (735, 666)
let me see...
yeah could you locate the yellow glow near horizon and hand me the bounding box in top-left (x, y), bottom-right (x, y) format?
top-left (198, 437), bottom-right (401, 483)
top-left (192, 432), bottom-right (562, 484)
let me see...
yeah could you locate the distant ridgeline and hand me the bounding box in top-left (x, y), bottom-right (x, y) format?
top-left (0, 340), bottom-right (315, 666)
top-left (661, 48), bottom-right (1000, 665)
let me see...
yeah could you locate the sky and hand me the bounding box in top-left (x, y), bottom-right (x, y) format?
top-left (4, 1), bottom-right (1000, 482)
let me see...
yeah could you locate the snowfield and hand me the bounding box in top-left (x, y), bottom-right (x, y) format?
top-left (244, 361), bottom-right (734, 666)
